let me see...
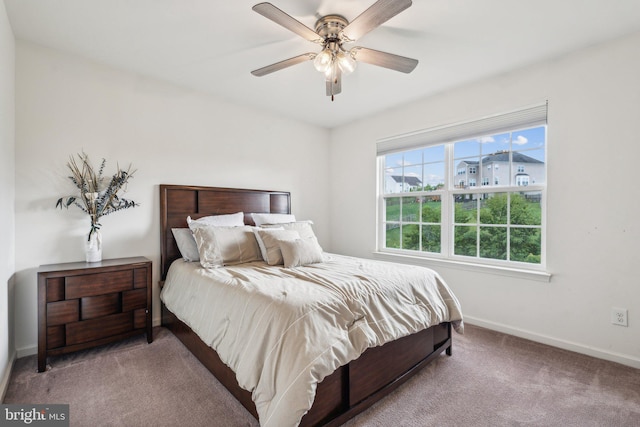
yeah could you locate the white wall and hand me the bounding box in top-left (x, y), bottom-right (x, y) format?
top-left (13, 41), bottom-right (330, 356)
top-left (0, 0), bottom-right (15, 399)
top-left (329, 32), bottom-right (640, 368)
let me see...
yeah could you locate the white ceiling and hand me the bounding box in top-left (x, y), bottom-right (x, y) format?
top-left (6, 0), bottom-right (640, 128)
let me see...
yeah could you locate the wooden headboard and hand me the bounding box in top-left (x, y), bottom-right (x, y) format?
top-left (159, 184), bottom-right (291, 280)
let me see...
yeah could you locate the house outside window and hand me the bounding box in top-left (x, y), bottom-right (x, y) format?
top-left (384, 175), bottom-right (423, 193)
top-left (377, 103), bottom-right (547, 269)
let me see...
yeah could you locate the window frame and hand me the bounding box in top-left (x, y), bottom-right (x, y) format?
top-left (376, 103), bottom-right (548, 274)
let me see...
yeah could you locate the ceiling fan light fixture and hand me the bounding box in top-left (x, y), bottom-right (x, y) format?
top-left (323, 64), bottom-right (334, 80)
top-left (313, 48), bottom-right (333, 73)
top-left (336, 50), bottom-right (356, 75)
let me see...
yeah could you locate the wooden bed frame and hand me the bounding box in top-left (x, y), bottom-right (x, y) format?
top-left (159, 184), bottom-right (453, 426)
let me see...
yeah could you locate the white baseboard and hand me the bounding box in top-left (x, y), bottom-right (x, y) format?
top-left (464, 316), bottom-right (640, 369)
top-left (15, 345), bottom-right (36, 359)
top-left (1, 351), bottom-right (16, 402)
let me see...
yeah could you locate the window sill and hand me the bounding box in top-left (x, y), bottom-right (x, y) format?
top-left (372, 251), bottom-right (552, 282)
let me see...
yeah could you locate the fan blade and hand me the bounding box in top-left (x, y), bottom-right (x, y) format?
top-left (252, 3), bottom-right (321, 43)
top-left (325, 69), bottom-right (342, 97)
top-left (352, 47), bottom-right (418, 73)
top-left (341, 0), bottom-right (412, 41)
top-left (251, 53), bottom-right (315, 76)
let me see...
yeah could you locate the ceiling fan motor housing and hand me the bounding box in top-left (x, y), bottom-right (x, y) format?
top-left (315, 15), bottom-right (348, 42)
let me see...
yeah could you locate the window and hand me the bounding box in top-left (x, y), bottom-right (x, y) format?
top-left (377, 103), bottom-right (547, 269)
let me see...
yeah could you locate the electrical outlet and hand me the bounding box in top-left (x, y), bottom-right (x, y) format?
top-left (611, 308), bottom-right (628, 327)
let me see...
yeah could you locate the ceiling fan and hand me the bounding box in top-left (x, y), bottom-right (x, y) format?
top-left (251, 0), bottom-right (419, 101)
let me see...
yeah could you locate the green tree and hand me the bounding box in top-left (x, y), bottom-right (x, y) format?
top-left (510, 193), bottom-right (539, 225)
top-left (480, 194), bottom-right (507, 224)
top-left (454, 200), bottom-right (474, 223)
top-left (402, 224), bottom-right (420, 250)
top-left (454, 226), bottom-right (477, 256)
top-left (510, 228), bottom-right (541, 263)
top-left (422, 201), bottom-right (441, 222)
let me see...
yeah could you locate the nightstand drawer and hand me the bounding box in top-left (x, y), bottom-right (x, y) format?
top-left (123, 289), bottom-right (147, 312)
top-left (66, 312), bottom-right (133, 346)
top-left (66, 269), bottom-right (133, 299)
top-left (47, 300), bottom-right (79, 326)
top-left (46, 278), bottom-right (65, 302)
top-left (47, 326), bottom-right (65, 349)
top-left (134, 268), bottom-right (148, 288)
top-left (81, 293), bottom-right (120, 320)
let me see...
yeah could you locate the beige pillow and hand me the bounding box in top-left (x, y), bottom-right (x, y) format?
top-left (255, 228), bottom-right (300, 265)
top-left (171, 228), bottom-right (199, 262)
top-left (251, 213), bottom-right (296, 226)
top-left (192, 226), bottom-right (261, 268)
top-left (278, 237), bottom-right (324, 268)
top-left (262, 221), bottom-right (316, 240)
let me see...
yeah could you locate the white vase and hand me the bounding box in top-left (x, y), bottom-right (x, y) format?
top-left (85, 230), bottom-right (102, 262)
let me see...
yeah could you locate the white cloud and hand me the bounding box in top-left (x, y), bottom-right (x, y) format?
top-left (425, 174), bottom-right (445, 185)
top-left (478, 136), bottom-right (495, 143)
top-left (513, 135), bottom-right (528, 145)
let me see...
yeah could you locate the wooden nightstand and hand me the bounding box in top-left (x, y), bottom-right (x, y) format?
top-left (37, 256), bottom-right (152, 372)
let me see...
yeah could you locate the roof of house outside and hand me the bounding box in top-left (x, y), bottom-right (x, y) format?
top-left (390, 175), bottom-right (423, 186)
top-left (458, 151), bottom-right (543, 165)
top-left (485, 152), bottom-right (543, 164)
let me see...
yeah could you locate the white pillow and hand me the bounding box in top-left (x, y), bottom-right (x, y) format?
top-left (251, 213), bottom-right (296, 226)
top-left (192, 226), bottom-right (262, 268)
top-left (254, 228), bottom-right (300, 265)
top-left (171, 228), bottom-right (199, 262)
top-left (278, 237), bottom-right (325, 268)
top-left (187, 212), bottom-right (244, 228)
top-left (261, 221), bottom-right (316, 240)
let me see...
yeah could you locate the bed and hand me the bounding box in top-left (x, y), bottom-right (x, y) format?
top-left (159, 184), bottom-right (463, 427)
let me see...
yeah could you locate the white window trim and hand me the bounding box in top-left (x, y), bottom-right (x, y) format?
top-left (372, 250), bottom-right (552, 282)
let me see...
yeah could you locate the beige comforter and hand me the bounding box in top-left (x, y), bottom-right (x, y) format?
top-left (160, 253), bottom-right (463, 427)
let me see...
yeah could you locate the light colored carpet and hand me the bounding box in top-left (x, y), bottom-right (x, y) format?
top-left (4, 325), bottom-right (640, 426)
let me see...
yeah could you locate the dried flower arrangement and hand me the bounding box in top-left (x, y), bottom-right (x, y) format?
top-left (56, 152), bottom-right (138, 239)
